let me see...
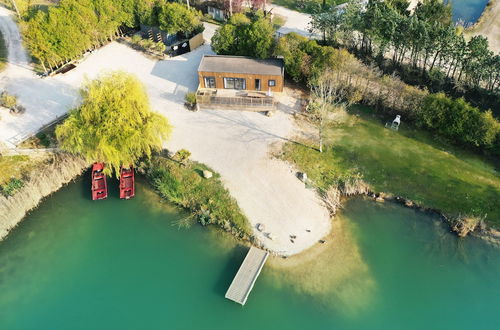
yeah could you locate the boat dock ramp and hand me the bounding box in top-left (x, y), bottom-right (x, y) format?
top-left (225, 246), bottom-right (269, 305)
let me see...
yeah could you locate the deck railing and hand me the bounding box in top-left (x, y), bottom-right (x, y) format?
top-left (196, 89), bottom-right (276, 111)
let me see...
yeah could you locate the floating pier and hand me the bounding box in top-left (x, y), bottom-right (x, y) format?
top-left (225, 246), bottom-right (269, 305)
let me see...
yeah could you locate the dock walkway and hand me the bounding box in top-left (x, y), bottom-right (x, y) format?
top-left (225, 246), bottom-right (269, 305)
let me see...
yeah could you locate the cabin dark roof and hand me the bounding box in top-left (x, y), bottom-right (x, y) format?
top-left (198, 55), bottom-right (284, 76)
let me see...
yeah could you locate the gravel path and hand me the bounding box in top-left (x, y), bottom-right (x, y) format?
top-left (271, 4), bottom-right (313, 37)
top-left (0, 7), bottom-right (330, 256)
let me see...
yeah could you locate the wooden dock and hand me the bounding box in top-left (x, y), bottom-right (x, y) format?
top-left (225, 246), bottom-right (269, 305)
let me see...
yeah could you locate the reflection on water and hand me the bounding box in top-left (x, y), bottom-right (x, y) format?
top-left (267, 216), bottom-right (376, 316)
top-left (447, 0), bottom-right (490, 23)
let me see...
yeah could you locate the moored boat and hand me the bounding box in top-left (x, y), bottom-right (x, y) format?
top-left (91, 162), bottom-right (108, 200)
top-left (119, 165), bottom-right (135, 199)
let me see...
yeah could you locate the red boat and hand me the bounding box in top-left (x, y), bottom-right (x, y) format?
top-left (91, 162), bottom-right (108, 200)
top-left (119, 165), bottom-right (135, 200)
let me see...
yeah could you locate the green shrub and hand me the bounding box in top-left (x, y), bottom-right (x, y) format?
top-left (153, 41), bottom-right (166, 53)
top-left (0, 91), bottom-right (17, 109)
top-left (130, 34), bottom-right (142, 45)
top-left (419, 93), bottom-right (499, 150)
top-left (1, 178), bottom-right (24, 197)
top-left (185, 92), bottom-right (196, 105)
top-left (173, 149), bottom-right (191, 164)
top-left (35, 132), bottom-right (51, 147)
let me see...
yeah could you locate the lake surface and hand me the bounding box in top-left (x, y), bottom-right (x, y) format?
top-left (447, 0), bottom-right (491, 23)
top-left (0, 177), bottom-right (499, 329)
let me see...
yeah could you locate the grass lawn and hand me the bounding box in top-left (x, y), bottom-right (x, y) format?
top-left (282, 105), bottom-right (500, 227)
top-left (0, 31), bottom-right (7, 72)
top-left (271, 0), bottom-right (348, 14)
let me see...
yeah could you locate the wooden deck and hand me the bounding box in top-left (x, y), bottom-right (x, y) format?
top-left (196, 88), bottom-right (277, 112)
top-left (225, 246), bottom-right (269, 305)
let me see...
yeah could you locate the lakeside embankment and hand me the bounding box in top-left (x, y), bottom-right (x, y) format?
top-left (282, 106), bottom-right (500, 247)
top-left (0, 152), bottom-right (86, 240)
top-left (1, 147), bottom-right (498, 251)
top-left (466, 0), bottom-right (500, 53)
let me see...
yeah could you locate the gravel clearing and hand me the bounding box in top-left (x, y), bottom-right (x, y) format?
top-left (0, 7), bottom-right (330, 256)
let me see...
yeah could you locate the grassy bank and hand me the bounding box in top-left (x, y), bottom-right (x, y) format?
top-left (0, 152), bottom-right (87, 240)
top-left (0, 155), bottom-right (41, 196)
top-left (282, 105), bottom-right (500, 227)
top-left (144, 154), bottom-right (251, 238)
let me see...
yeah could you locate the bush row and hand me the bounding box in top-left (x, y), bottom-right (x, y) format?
top-left (275, 33), bottom-right (500, 155)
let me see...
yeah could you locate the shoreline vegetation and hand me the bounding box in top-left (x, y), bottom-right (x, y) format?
top-left (1, 140), bottom-right (498, 249)
top-left (143, 153), bottom-right (252, 239)
top-left (0, 150), bottom-right (253, 243)
top-left (281, 105), bottom-right (500, 246)
top-left (0, 152), bottom-right (87, 240)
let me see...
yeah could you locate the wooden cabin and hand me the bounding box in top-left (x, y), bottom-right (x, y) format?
top-left (196, 55), bottom-right (284, 111)
top-left (198, 55), bottom-right (284, 93)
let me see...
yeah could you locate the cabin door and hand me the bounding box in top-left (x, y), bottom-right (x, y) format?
top-left (255, 79), bottom-right (261, 91)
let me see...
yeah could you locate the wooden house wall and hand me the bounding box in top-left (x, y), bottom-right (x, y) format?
top-left (198, 71), bottom-right (284, 92)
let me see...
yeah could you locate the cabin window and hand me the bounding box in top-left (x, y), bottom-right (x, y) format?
top-left (204, 76), bottom-right (216, 88)
top-left (224, 77), bottom-right (246, 90)
top-left (255, 79), bottom-right (261, 91)
top-left (268, 79), bottom-right (276, 87)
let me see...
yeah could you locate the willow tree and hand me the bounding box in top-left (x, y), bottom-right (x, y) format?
top-left (56, 71), bottom-right (171, 176)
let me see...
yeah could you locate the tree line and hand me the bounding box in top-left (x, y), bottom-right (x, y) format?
top-left (22, 0), bottom-right (201, 73)
top-left (275, 33), bottom-right (500, 155)
top-left (310, 0), bottom-right (500, 111)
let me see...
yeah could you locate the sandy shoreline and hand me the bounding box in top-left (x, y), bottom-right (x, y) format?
top-left (466, 0), bottom-right (500, 53)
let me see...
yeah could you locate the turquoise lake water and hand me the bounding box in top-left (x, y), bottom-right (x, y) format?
top-left (0, 177), bottom-right (499, 329)
top-left (447, 0), bottom-right (491, 23)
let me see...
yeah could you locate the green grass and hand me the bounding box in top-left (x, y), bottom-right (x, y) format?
top-left (282, 105), bottom-right (500, 227)
top-left (271, 0), bottom-right (348, 14)
top-left (1, 177), bottom-right (24, 197)
top-left (272, 14), bottom-right (287, 29)
top-left (0, 155), bottom-right (35, 196)
top-left (145, 155), bottom-right (251, 237)
top-left (0, 31), bottom-right (7, 72)
top-left (0, 155), bottom-right (31, 185)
